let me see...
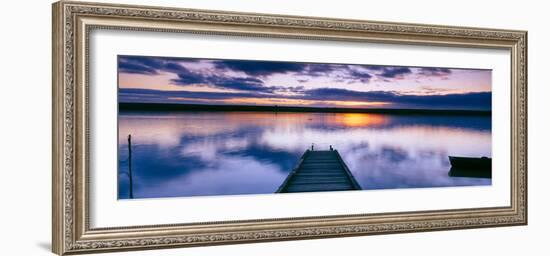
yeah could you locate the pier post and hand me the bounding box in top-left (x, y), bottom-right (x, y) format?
top-left (128, 134), bottom-right (134, 199)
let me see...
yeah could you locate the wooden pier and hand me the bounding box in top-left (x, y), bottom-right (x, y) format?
top-left (276, 150), bottom-right (362, 193)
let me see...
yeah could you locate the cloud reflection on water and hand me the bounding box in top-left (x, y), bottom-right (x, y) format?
top-left (118, 111), bottom-right (491, 199)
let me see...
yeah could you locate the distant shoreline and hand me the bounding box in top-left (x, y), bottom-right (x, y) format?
top-left (118, 102), bottom-right (491, 116)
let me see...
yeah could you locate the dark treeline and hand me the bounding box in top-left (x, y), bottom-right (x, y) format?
top-left (118, 102), bottom-right (491, 116)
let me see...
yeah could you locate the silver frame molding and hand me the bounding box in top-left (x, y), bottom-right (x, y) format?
top-left (52, 1), bottom-right (527, 255)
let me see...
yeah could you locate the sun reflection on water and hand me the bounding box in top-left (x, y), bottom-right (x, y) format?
top-left (335, 113), bottom-right (389, 127)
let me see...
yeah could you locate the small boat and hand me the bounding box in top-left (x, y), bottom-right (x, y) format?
top-left (448, 156), bottom-right (491, 179)
top-left (449, 156), bottom-right (491, 170)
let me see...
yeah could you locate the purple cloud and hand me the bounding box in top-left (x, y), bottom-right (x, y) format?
top-left (215, 60), bottom-right (305, 76)
top-left (417, 67), bottom-right (452, 77)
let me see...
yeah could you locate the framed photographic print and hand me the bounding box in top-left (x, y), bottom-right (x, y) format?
top-left (52, 1), bottom-right (527, 255)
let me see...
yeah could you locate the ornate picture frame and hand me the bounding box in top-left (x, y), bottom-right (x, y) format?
top-left (52, 1), bottom-right (527, 255)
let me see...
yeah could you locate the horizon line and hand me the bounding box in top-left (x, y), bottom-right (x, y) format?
top-left (118, 102), bottom-right (491, 115)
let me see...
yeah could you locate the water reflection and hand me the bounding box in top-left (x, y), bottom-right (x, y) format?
top-left (118, 111), bottom-right (491, 199)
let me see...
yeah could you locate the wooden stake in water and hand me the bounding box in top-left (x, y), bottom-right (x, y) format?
top-left (128, 134), bottom-right (134, 199)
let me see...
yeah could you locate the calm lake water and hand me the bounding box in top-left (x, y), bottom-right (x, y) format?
top-left (118, 111), bottom-right (491, 199)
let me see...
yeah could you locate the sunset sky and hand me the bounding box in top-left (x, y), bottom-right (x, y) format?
top-left (118, 55), bottom-right (492, 110)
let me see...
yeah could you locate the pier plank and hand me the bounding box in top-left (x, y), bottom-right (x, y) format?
top-left (276, 150), bottom-right (362, 193)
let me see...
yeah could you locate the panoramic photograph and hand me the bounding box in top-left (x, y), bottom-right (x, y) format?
top-left (117, 55), bottom-right (492, 199)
